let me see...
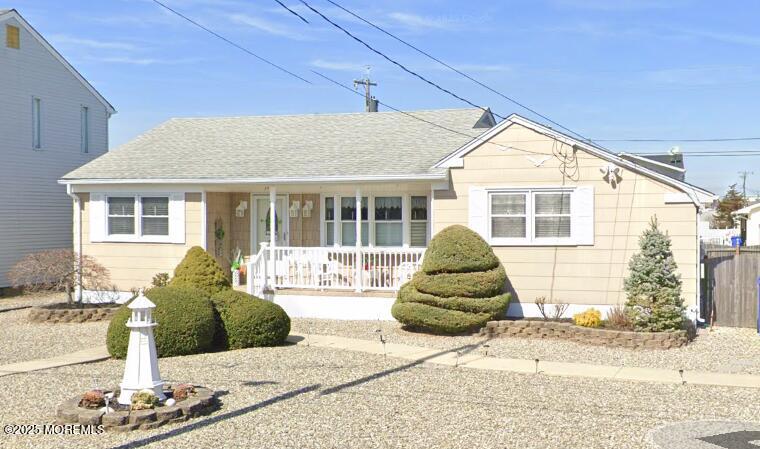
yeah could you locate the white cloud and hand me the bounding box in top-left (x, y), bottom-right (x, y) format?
top-left (551, 0), bottom-right (690, 11)
top-left (674, 29), bottom-right (760, 47)
top-left (387, 12), bottom-right (457, 31)
top-left (228, 13), bottom-right (310, 40)
top-left (92, 56), bottom-right (201, 65)
top-left (50, 34), bottom-right (137, 51)
top-left (310, 59), bottom-right (369, 72)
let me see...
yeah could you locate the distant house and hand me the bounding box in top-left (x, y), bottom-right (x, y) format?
top-left (61, 110), bottom-right (715, 321)
top-left (733, 202), bottom-right (760, 246)
top-left (0, 9), bottom-right (115, 289)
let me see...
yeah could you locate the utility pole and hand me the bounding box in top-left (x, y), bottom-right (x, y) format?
top-left (354, 68), bottom-right (378, 112)
top-left (738, 171), bottom-right (753, 197)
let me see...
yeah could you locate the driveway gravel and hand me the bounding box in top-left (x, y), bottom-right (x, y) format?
top-left (0, 294), bottom-right (108, 366)
top-left (0, 344), bottom-right (758, 449)
top-left (290, 318), bottom-right (760, 375)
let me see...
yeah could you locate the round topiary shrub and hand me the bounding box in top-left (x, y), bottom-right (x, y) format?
top-left (169, 246), bottom-right (231, 296)
top-left (392, 225), bottom-right (510, 334)
top-left (211, 290), bottom-right (290, 349)
top-left (106, 286), bottom-right (216, 358)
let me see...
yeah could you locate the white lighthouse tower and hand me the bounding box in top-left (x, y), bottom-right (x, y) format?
top-left (118, 291), bottom-right (166, 405)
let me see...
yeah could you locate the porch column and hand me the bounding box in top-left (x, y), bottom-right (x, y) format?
top-left (355, 188), bottom-right (362, 292)
top-left (269, 187), bottom-right (277, 288)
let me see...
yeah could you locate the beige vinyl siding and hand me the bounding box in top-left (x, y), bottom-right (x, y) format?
top-left (434, 123), bottom-right (698, 308)
top-left (79, 192), bottom-right (202, 290)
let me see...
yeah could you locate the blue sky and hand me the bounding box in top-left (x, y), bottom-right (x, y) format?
top-left (14, 0), bottom-right (760, 194)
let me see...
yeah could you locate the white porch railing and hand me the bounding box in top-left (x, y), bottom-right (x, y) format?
top-left (246, 244), bottom-right (425, 296)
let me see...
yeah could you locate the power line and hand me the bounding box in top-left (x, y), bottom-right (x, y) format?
top-left (149, 0), bottom-right (549, 158)
top-left (297, 0), bottom-right (500, 119)
top-left (151, 0), bottom-right (312, 84)
top-left (321, 0), bottom-right (601, 147)
top-left (597, 137), bottom-right (760, 143)
top-left (273, 0), bottom-right (310, 23)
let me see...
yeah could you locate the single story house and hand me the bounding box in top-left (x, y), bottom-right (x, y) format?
top-left (60, 109), bottom-right (715, 320)
top-left (733, 202), bottom-right (760, 246)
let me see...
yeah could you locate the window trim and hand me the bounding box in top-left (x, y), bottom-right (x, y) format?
top-left (374, 196), bottom-right (403, 247)
top-left (487, 187), bottom-right (576, 246)
top-left (103, 194), bottom-right (173, 243)
top-left (410, 195), bottom-right (429, 247)
top-left (81, 105), bottom-right (89, 153)
top-left (320, 193), bottom-right (430, 248)
top-left (32, 97), bottom-right (41, 150)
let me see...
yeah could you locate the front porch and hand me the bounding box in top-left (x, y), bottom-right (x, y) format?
top-left (204, 182), bottom-right (432, 297)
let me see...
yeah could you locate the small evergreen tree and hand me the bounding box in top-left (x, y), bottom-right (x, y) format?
top-left (713, 184), bottom-right (746, 228)
top-left (623, 217), bottom-right (685, 332)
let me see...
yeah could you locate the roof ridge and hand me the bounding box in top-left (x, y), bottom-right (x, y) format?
top-left (165, 107), bottom-right (482, 121)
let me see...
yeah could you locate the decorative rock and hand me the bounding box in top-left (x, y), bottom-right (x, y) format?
top-left (102, 411), bottom-right (129, 427)
top-left (129, 409), bottom-right (157, 425)
top-left (140, 420), bottom-right (167, 430)
top-left (78, 409), bottom-right (104, 425)
top-left (155, 405), bottom-right (181, 421)
top-left (475, 320), bottom-right (689, 350)
top-left (179, 398), bottom-right (204, 417)
top-left (111, 422), bottom-right (141, 433)
top-left (165, 398), bottom-right (176, 407)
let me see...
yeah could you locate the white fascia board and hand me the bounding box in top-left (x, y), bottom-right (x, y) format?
top-left (59, 173), bottom-right (449, 186)
top-left (1, 10), bottom-right (116, 114)
top-left (434, 121), bottom-right (511, 168)
top-left (438, 113), bottom-right (715, 207)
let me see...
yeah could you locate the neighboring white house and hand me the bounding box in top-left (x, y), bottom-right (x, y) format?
top-left (733, 202), bottom-right (760, 246)
top-left (0, 9), bottom-right (115, 288)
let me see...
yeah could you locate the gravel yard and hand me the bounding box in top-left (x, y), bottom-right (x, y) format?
top-left (290, 318), bottom-right (760, 375)
top-left (0, 344), bottom-right (758, 449)
top-left (0, 294), bottom-right (108, 366)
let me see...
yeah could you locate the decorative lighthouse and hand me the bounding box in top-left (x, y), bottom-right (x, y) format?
top-left (118, 290), bottom-right (166, 405)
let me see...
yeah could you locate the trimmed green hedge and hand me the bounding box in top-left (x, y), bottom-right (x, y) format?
top-left (420, 225), bottom-right (499, 274)
top-left (106, 286), bottom-right (216, 358)
top-left (392, 225), bottom-right (510, 334)
top-left (413, 265), bottom-right (506, 298)
top-left (391, 302), bottom-right (492, 334)
top-left (170, 246), bottom-right (230, 296)
top-left (211, 290), bottom-right (290, 349)
top-left (396, 283), bottom-right (510, 315)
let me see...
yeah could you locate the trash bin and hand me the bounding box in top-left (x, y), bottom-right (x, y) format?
top-left (731, 236), bottom-right (743, 247)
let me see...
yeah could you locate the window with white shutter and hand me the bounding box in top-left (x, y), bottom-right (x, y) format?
top-left (410, 196), bottom-right (428, 247)
top-left (93, 193), bottom-right (185, 243)
top-left (482, 187), bottom-right (594, 246)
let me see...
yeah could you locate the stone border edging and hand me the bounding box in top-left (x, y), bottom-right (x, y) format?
top-left (28, 304), bottom-right (119, 323)
top-left (479, 320), bottom-right (689, 349)
top-left (286, 333), bottom-right (760, 389)
top-left (55, 386), bottom-right (218, 432)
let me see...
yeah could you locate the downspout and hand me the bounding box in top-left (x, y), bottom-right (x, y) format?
top-left (66, 184), bottom-right (83, 303)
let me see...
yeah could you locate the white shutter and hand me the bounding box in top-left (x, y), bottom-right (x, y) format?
top-left (572, 186), bottom-right (594, 245)
top-left (468, 187), bottom-right (488, 239)
top-left (89, 193), bottom-right (106, 242)
top-left (169, 193), bottom-right (186, 244)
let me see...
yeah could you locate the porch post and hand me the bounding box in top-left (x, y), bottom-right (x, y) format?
top-left (355, 188), bottom-right (362, 292)
top-left (269, 187), bottom-right (277, 288)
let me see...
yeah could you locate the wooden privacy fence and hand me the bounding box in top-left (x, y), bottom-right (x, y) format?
top-left (701, 245), bottom-right (760, 329)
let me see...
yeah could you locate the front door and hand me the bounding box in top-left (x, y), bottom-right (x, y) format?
top-left (253, 195), bottom-right (288, 251)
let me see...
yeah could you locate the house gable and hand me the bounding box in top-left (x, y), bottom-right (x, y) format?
top-left (0, 9), bottom-right (115, 114)
top-left (435, 114), bottom-right (714, 206)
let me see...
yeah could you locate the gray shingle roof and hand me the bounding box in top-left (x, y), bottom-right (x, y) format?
top-left (63, 108), bottom-right (492, 182)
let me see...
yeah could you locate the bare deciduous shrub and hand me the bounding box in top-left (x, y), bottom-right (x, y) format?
top-left (535, 296), bottom-right (548, 320)
top-left (535, 297), bottom-right (569, 320)
top-left (605, 305), bottom-right (634, 331)
top-left (7, 249), bottom-right (111, 304)
top-left (551, 302), bottom-right (569, 320)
